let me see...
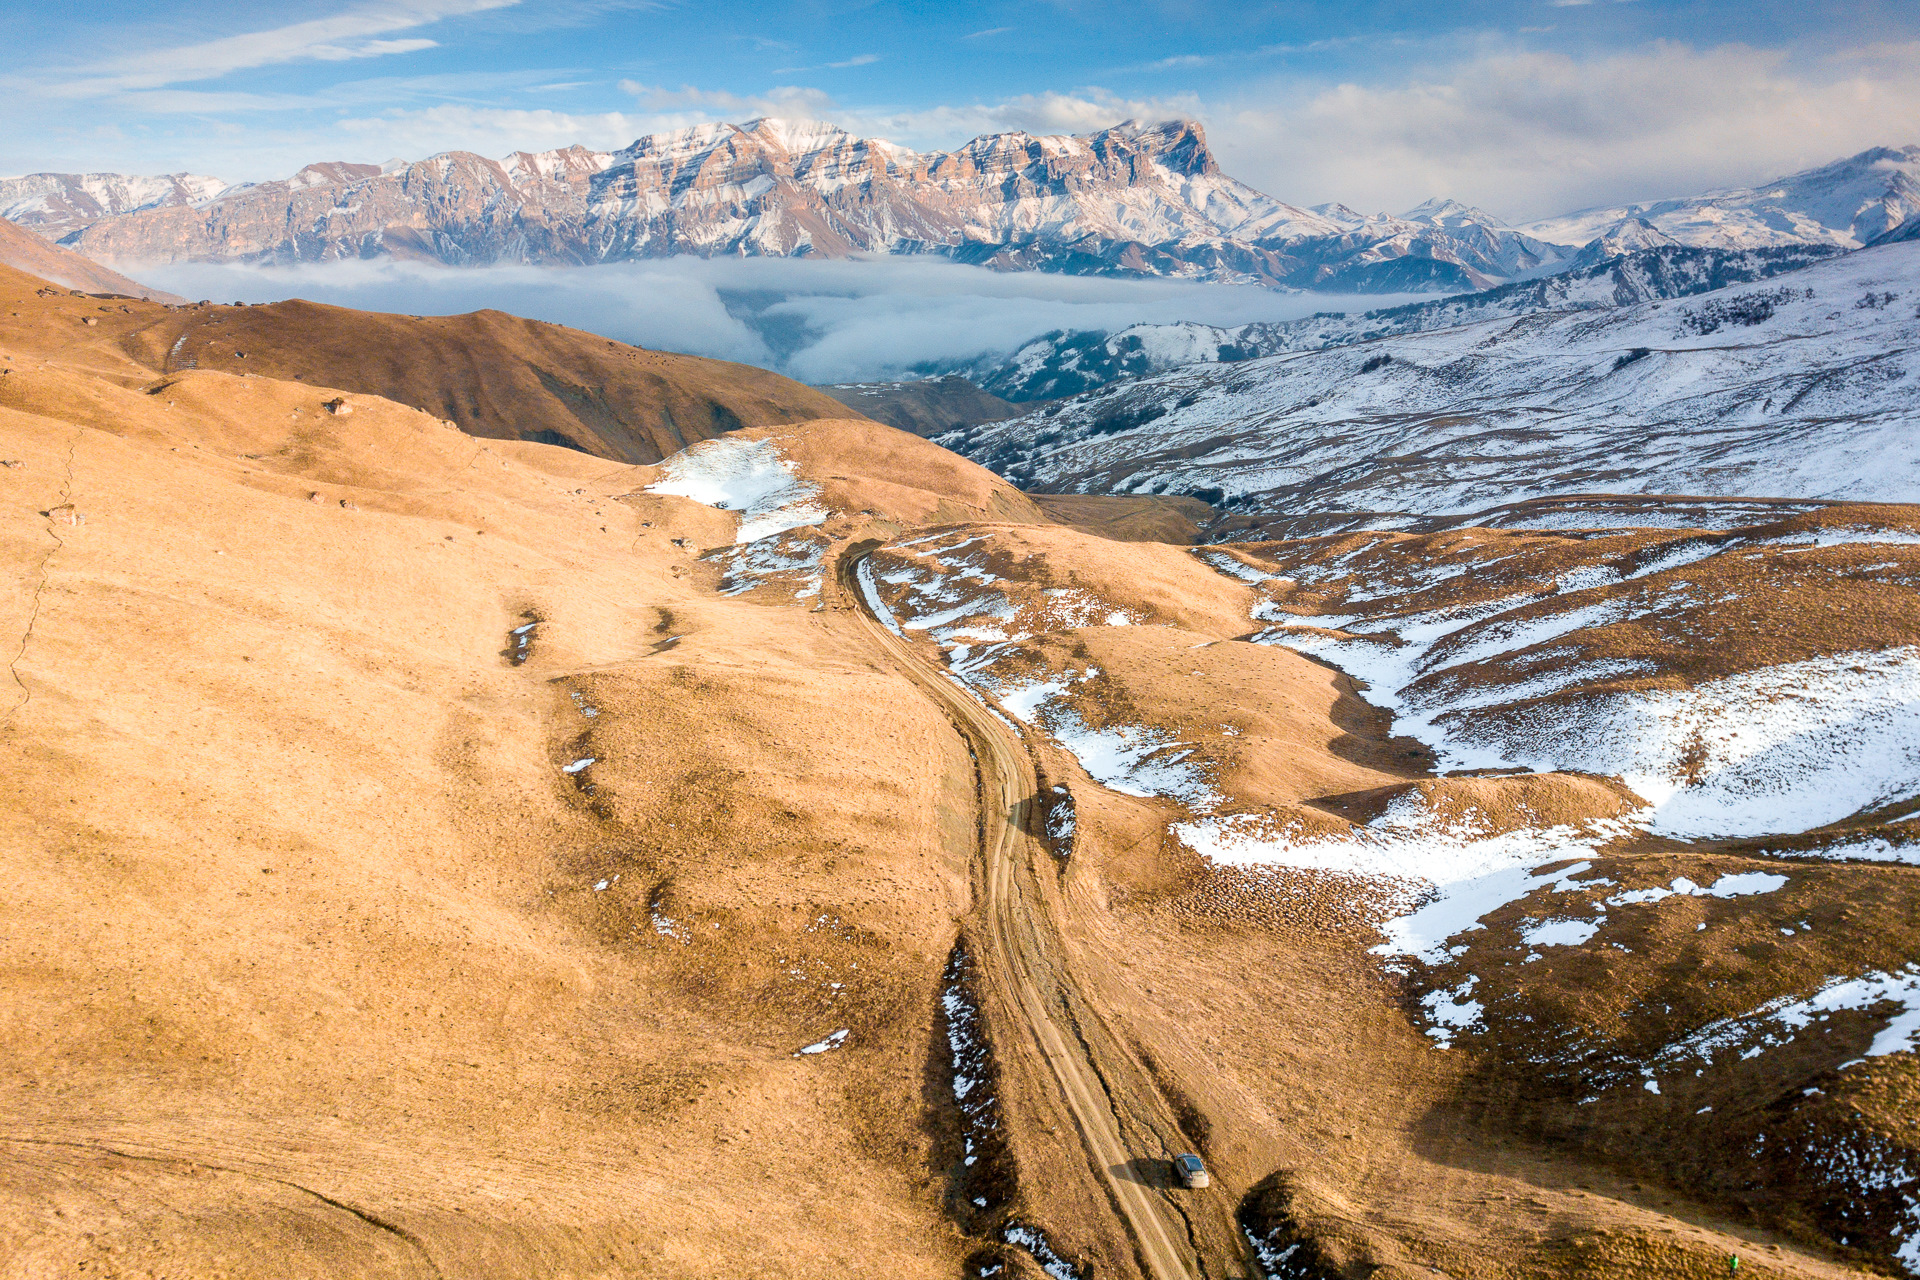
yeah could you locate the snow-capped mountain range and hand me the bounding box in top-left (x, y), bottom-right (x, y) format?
top-left (5, 126), bottom-right (1916, 297)
top-left (938, 238), bottom-right (1920, 531)
top-left (0, 170), bottom-right (226, 240)
top-left (4, 118), bottom-right (1568, 291)
top-left (1520, 146), bottom-right (1920, 251)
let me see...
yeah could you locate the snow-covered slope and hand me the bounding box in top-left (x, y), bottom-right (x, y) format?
top-left (0, 171), bottom-right (228, 240)
top-left (1522, 146), bottom-right (1920, 250)
top-left (953, 242), bottom-right (1841, 402)
top-left (944, 239), bottom-right (1920, 528)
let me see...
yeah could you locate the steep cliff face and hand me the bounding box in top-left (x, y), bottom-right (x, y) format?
top-left (72, 150), bottom-right (614, 266)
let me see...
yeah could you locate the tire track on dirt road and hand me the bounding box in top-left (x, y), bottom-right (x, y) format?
top-left (834, 544), bottom-right (1211, 1280)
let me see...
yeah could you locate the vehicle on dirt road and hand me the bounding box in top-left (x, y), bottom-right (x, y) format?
top-left (1174, 1153), bottom-right (1210, 1189)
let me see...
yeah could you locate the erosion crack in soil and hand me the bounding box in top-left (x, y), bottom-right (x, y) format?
top-left (6, 423), bottom-right (80, 720)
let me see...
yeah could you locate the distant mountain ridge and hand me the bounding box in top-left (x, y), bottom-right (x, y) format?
top-left (19, 118), bottom-right (1576, 292)
top-left (0, 170), bottom-right (226, 240)
top-left (13, 130), bottom-right (1919, 299)
top-left (937, 238), bottom-right (1920, 533)
top-left (1520, 145), bottom-right (1920, 250)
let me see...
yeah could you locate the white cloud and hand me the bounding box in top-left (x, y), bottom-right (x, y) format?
top-left (837, 89), bottom-right (1202, 152)
top-left (621, 80), bottom-right (839, 122)
top-left (130, 256), bottom-right (1405, 384)
top-left (333, 104), bottom-right (661, 157)
top-left (41, 0), bottom-right (518, 97)
top-left (1207, 40), bottom-right (1920, 220)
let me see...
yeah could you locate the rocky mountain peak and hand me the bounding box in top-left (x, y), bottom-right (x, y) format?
top-left (1402, 197), bottom-right (1507, 229)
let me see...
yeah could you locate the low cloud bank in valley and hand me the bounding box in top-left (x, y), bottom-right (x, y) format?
top-left (138, 257), bottom-right (1410, 386)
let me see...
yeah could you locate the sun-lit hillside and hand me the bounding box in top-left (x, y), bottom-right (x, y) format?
top-left (3, 230), bottom-right (1918, 1280)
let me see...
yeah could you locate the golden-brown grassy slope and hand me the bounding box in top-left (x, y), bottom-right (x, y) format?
top-left (0, 254), bottom-right (1879, 1278)
top-left (816, 375), bottom-right (1024, 438)
top-left (0, 265), bottom-right (1057, 1277)
top-left (1031, 492), bottom-right (1214, 544)
top-left (0, 216), bottom-right (183, 302)
top-left (116, 293), bottom-right (861, 464)
top-left (855, 519), bottom-right (1885, 1279)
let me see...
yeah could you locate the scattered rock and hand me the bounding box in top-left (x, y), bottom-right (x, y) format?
top-left (81, 317), bottom-right (97, 327)
top-left (0, 460), bottom-right (21, 468)
top-left (47, 504), bottom-right (83, 525)
top-left (309, 492), bottom-right (326, 504)
top-left (323, 397), bottom-right (352, 416)
top-left (338, 499), bottom-right (359, 510)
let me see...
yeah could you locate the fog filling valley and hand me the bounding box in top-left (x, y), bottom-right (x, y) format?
top-left (137, 256), bottom-right (1418, 385)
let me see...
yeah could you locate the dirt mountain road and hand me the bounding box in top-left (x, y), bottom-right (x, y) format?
top-left (836, 545), bottom-right (1226, 1280)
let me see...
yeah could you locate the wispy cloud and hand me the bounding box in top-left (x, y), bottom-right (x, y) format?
top-left (773, 52), bottom-right (882, 73)
top-left (1211, 39), bottom-right (1920, 219)
top-left (32, 0), bottom-right (520, 98)
top-left (1143, 54), bottom-right (1213, 71)
top-left (962, 27), bottom-right (1012, 40)
top-left (622, 80), bottom-right (838, 121)
top-left (134, 255), bottom-right (1387, 383)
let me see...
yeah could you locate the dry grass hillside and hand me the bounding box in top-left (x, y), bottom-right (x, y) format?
top-left (0, 262), bottom-right (1022, 1278)
top-left (818, 375), bottom-right (1026, 438)
top-left (1, 254), bottom-right (1913, 1280)
top-left (124, 296), bottom-right (860, 463)
top-left (0, 217), bottom-right (182, 302)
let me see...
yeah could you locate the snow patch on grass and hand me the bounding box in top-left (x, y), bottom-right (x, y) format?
top-left (1177, 797), bottom-right (1640, 964)
top-left (1755, 835), bottom-right (1920, 866)
top-left (1655, 965), bottom-right (1920, 1070)
top-left (1464, 647), bottom-right (1920, 837)
top-left (795, 1028), bottom-right (849, 1056)
top-left (647, 437), bottom-right (827, 543)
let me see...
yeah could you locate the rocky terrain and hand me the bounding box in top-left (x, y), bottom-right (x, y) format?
top-left (3, 234), bottom-right (1918, 1280)
top-left (28, 118), bottom-right (1581, 291)
top-left (942, 238), bottom-right (1920, 534)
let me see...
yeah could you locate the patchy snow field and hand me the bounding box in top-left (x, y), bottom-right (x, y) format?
top-left (953, 239), bottom-right (1920, 527)
top-left (646, 435), bottom-right (827, 542)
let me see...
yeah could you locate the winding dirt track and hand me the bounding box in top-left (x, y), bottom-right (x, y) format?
top-left (836, 546), bottom-right (1205, 1280)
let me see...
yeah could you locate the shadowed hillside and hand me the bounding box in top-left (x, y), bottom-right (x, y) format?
top-left (124, 297), bottom-right (862, 464)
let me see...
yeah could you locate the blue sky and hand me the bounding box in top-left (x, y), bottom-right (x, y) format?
top-left (5, 0), bottom-right (1919, 219)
